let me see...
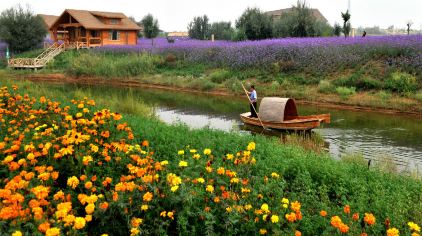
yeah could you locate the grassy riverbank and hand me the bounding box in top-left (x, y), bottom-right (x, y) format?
top-left (5, 43), bottom-right (422, 114)
top-left (1, 79), bottom-right (421, 235)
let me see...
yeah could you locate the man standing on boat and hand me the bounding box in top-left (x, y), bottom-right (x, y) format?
top-left (248, 85), bottom-right (258, 118)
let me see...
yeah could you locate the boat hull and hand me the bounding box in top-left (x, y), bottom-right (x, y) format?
top-left (240, 112), bottom-right (330, 131)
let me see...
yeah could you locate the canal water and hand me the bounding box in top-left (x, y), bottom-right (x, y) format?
top-left (61, 84), bottom-right (422, 173)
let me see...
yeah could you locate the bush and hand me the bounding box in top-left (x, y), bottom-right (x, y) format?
top-left (336, 86), bottom-right (356, 99)
top-left (209, 69), bottom-right (231, 83)
top-left (318, 80), bottom-right (335, 93)
top-left (385, 72), bottom-right (418, 93)
top-left (415, 91), bottom-right (422, 102)
top-left (224, 77), bottom-right (242, 93)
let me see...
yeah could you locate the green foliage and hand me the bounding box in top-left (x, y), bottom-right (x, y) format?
top-left (0, 5), bottom-right (47, 53)
top-left (235, 8), bottom-right (272, 40)
top-left (334, 73), bottom-right (383, 91)
top-left (341, 10), bottom-right (351, 37)
top-left (189, 77), bottom-right (217, 91)
top-left (209, 21), bottom-right (234, 40)
top-left (141, 14), bottom-right (159, 44)
top-left (318, 80), bottom-right (335, 93)
top-left (273, 0), bottom-right (332, 38)
top-left (376, 90), bottom-right (392, 101)
top-left (385, 72), bottom-right (418, 93)
top-left (415, 91), bottom-right (422, 102)
top-left (336, 86), bottom-right (356, 99)
top-left (209, 69), bottom-right (231, 83)
top-left (333, 22), bottom-right (342, 36)
top-left (188, 15), bottom-right (210, 40)
top-left (231, 28), bottom-right (247, 41)
top-left (67, 52), bottom-right (161, 78)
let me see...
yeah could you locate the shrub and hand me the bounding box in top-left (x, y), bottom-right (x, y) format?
top-left (209, 69), bottom-right (231, 83)
top-left (415, 91), bottom-right (422, 102)
top-left (224, 77), bottom-right (242, 93)
top-left (190, 77), bottom-right (217, 91)
top-left (318, 80), bottom-right (335, 93)
top-left (385, 72), bottom-right (418, 93)
top-left (336, 86), bottom-right (356, 99)
top-left (376, 90), bottom-right (392, 101)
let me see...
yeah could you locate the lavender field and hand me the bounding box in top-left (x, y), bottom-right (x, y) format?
top-left (94, 36), bottom-right (422, 75)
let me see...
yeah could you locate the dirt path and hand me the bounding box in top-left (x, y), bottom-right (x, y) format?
top-left (11, 73), bottom-right (422, 118)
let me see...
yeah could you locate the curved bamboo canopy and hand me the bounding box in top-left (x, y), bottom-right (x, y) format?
top-left (259, 97), bottom-right (298, 122)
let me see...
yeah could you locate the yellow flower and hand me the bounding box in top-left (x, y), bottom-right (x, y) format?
top-left (167, 173), bottom-right (182, 186)
top-left (91, 144), bottom-right (99, 153)
top-left (85, 203), bottom-right (95, 214)
top-left (160, 160), bottom-right (169, 166)
top-left (409, 222), bottom-right (421, 232)
top-left (171, 185), bottom-right (179, 192)
top-left (85, 214), bottom-right (92, 222)
top-left (178, 150), bottom-right (185, 155)
top-left (192, 154), bottom-right (201, 160)
top-left (141, 204), bottom-right (149, 211)
top-left (46, 227), bottom-right (60, 236)
top-left (271, 214), bottom-right (279, 223)
top-left (247, 142), bottom-right (256, 151)
top-left (74, 217), bottom-right (86, 229)
top-left (130, 227), bottom-right (140, 236)
top-left (270, 172), bottom-right (280, 178)
top-left (206, 185), bottom-right (214, 193)
top-left (12, 231), bottom-right (22, 236)
top-left (179, 161), bottom-right (188, 167)
top-left (76, 112), bottom-right (83, 118)
top-left (387, 228), bottom-right (400, 236)
top-left (226, 153), bottom-right (234, 160)
top-left (259, 229), bottom-right (267, 235)
top-left (217, 167), bottom-right (225, 175)
top-left (205, 166), bottom-right (213, 173)
top-left (261, 203), bottom-right (270, 213)
top-left (197, 177), bottom-right (205, 183)
top-left (82, 155), bottom-right (93, 165)
top-left (225, 206), bottom-right (232, 213)
top-left (281, 198), bottom-right (289, 208)
top-left (190, 149), bottom-right (197, 153)
top-left (203, 148), bottom-right (211, 155)
top-left (244, 204), bottom-right (252, 210)
top-left (67, 176), bottom-right (80, 189)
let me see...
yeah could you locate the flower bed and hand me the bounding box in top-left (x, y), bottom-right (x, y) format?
top-left (0, 85), bottom-right (420, 235)
top-left (93, 36), bottom-right (422, 75)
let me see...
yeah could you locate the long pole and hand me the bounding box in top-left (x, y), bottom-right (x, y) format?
top-left (240, 82), bottom-right (266, 129)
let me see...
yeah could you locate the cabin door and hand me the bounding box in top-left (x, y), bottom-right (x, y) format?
top-left (126, 32), bottom-right (128, 44)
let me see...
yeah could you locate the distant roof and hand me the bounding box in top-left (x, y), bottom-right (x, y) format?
top-left (167, 32), bottom-right (189, 37)
top-left (38, 14), bottom-right (59, 28)
top-left (51, 9), bottom-right (141, 30)
top-left (266, 8), bottom-right (328, 23)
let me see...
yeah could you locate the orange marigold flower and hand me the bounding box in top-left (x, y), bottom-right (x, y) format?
top-left (295, 230), bottom-right (302, 236)
top-left (344, 205), bottom-right (350, 214)
top-left (331, 216), bottom-right (342, 228)
top-left (99, 202), bottom-right (109, 210)
top-left (364, 213), bottom-right (376, 226)
top-left (320, 210), bottom-right (327, 217)
top-left (38, 221), bottom-right (50, 233)
top-left (285, 212), bottom-right (297, 223)
top-left (143, 192), bottom-right (153, 202)
top-left (352, 213), bottom-right (359, 221)
top-left (291, 201), bottom-right (301, 213)
top-left (387, 228), bottom-right (399, 236)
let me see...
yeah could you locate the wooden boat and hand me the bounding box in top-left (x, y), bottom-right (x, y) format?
top-left (240, 97), bottom-right (330, 131)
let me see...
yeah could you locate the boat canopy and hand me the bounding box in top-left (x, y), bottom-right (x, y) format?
top-left (259, 97), bottom-right (298, 122)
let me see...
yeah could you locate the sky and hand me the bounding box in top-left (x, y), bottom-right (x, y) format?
top-left (0, 0), bottom-right (421, 32)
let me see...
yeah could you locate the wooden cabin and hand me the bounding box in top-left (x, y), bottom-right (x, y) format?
top-left (49, 9), bottom-right (141, 47)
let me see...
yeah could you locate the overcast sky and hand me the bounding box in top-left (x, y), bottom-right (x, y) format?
top-left (1, 0), bottom-right (421, 32)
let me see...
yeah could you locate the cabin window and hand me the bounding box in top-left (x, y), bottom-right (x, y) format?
top-left (109, 30), bottom-right (120, 40)
top-left (91, 30), bottom-right (99, 38)
top-left (110, 19), bottom-right (119, 25)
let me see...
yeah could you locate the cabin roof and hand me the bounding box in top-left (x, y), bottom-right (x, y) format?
top-left (259, 97), bottom-right (298, 122)
top-left (51, 9), bottom-right (141, 30)
top-left (266, 8), bottom-right (328, 23)
top-left (38, 14), bottom-right (59, 28)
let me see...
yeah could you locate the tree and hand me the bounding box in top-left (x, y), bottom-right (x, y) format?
top-left (272, 0), bottom-right (332, 38)
top-left (188, 15), bottom-right (210, 40)
top-left (209, 21), bottom-right (234, 40)
top-left (406, 21), bottom-right (413, 35)
top-left (141, 14), bottom-right (159, 45)
top-left (333, 22), bottom-right (342, 36)
top-left (235, 8), bottom-right (272, 40)
top-left (341, 10), bottom-right (351, 37)
top-left (0, 5), bottom-right (47, 53)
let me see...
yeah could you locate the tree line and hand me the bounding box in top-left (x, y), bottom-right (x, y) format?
top-left (188, 1), bottom-right (353, 41)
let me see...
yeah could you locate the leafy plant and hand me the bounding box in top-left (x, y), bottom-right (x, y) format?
top-left (385, 72), bottom-right (418, 93)
top-left (336, 86), bottom-right (356, 99)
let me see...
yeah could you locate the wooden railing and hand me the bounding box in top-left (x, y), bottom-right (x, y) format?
top-left (8, 43), bottom-right (65, 69)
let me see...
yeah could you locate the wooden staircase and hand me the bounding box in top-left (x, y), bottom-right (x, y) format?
top-left (8, 42), bottom-right (66, 69)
